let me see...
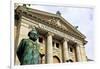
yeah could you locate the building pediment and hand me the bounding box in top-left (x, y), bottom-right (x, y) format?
top-left (15, 6), bottom-right (86, 40)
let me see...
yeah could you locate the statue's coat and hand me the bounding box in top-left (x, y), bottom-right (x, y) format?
top-left (17, 39), bottom-right (39, 65)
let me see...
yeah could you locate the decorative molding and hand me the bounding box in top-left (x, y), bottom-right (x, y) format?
top-left (21, 16), bottom-right (84, 44)
top-left (15, 6), bottom-right (86, 39)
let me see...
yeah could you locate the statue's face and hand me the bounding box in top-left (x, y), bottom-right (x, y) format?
top-left (29, 31), bottom-right (38, 41)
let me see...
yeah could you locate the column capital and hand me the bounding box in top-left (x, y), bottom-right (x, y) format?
top-left (76, 42), bottom-right (84, 48)
top-left (76, 44), bottom-right (81, 48)
top-left (47, 32), bottom-right (54, 36)
top-left (63, 38), bottom-right (69, 42)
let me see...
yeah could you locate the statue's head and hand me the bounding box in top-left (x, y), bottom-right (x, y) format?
top-left (28, 27), bottom-right (39, 41)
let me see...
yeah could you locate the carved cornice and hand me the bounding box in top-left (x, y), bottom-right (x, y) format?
top-left (15, 6), bottom-right (86, 40)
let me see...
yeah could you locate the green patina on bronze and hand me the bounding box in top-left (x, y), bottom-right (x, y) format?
top-left (17, 27), bottom-right (40, 65)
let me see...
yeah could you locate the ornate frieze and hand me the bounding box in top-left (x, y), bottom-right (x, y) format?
top-left (21, 16), bottom-right (83, 44)
top-left (20, 10), bottom-right (78, 37)
top-left (16, 6), bottom-right (86, 40)
top-left (17, 6), bottom-right (86, 44)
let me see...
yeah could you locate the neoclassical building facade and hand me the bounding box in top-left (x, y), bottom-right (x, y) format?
top-left (14, 5), bottom-right (87, 64)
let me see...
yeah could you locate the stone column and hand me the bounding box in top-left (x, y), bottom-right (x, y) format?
top-left (46, 32), bottom-right (54, 63)
top-left (80, 43), bottom-right (87, 61)
top-left (76, 44), bottom-right (82, 62)
top-left (63, 38), bottom-right (69, 62)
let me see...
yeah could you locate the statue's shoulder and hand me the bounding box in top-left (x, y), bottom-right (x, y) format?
top-left (21, 39), bottom-right (29, 42)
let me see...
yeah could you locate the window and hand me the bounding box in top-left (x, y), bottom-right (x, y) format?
top-left (52, 42), bottom-right (54, 47)
top-left (69, 47), bottom-right (73, 52)
top-left (56, 43), bottom-right (59, 48)
top-left (39, 37), bottom-right (43, 43)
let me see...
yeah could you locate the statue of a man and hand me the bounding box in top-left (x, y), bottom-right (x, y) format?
top-left (17, 27), bottom-right (40, 65)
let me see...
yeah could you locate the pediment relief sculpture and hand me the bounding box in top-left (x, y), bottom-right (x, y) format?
top-left (16, 6), bottom-right (86, 39)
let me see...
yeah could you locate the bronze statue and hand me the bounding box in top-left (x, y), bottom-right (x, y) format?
top-left (17, 27), bottom-right (40, 65)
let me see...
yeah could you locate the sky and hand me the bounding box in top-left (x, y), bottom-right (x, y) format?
top-left (16, 4), bottom-right (94, 60)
